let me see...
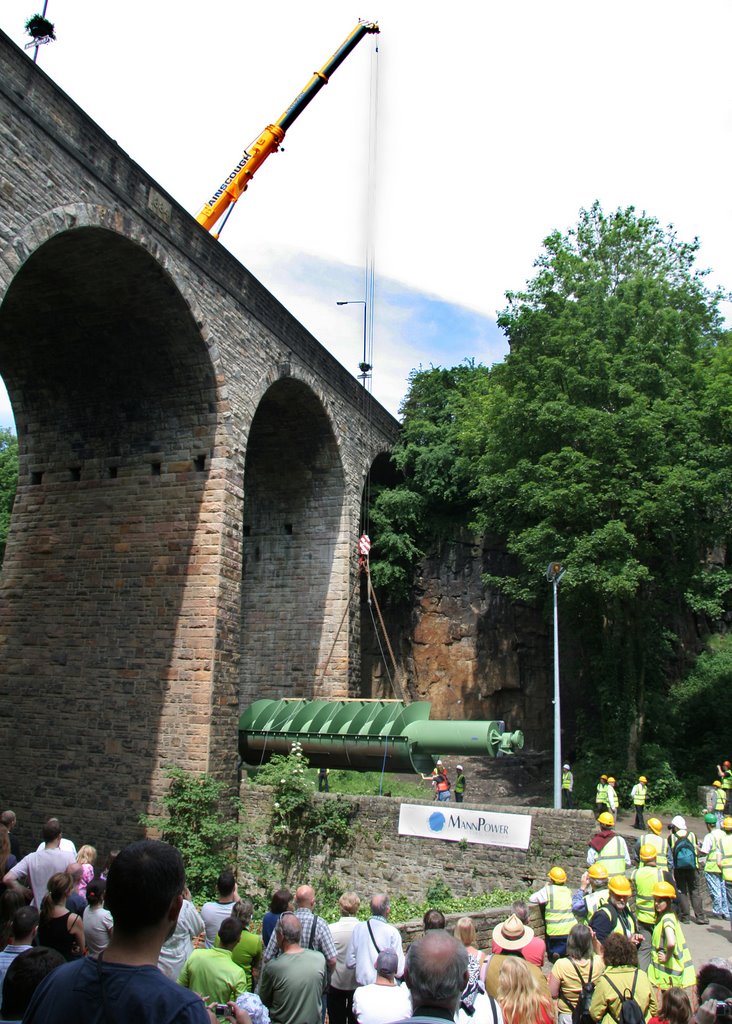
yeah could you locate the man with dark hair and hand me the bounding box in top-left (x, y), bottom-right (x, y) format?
top-left (346, 894), bottom-right (405, 986)
top-left (23, 839), bottom-right (213, 1023)
top-left (34, 817), bottom-right (77, 858)
top-left (201, 868), bottom-right (239, 947)
top-left (0, 906), bottom-right (39, 987)
top-left (2, 819), bottom-right (70, 907)
top-left (403, 930), bottom-right (468, 1021)
top-left (260, 912), bottom-right (327, 1024)
top-left (178, 917), bottom-right (248, 1002)
top-left (422, 909), bottom-right (446, 932)
top-left (1, 947), bottom-right (64, 1021)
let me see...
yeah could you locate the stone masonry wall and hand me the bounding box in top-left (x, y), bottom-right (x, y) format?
top-left (240, 786), bottom-right (595, 900)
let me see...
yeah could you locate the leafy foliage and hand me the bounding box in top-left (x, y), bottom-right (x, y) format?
top-left (249, 744), bottom-right (355, 880)
top-left (369, 364), bottom-right (490, 601)
top-left (140, 767), bottom-right (239, 902)
top-left (469, 203), bottom-right (732, 766)
top-left (0, 429), bottom-right (18, 567)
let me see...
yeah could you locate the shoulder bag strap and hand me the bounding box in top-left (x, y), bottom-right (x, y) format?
top-left (603, 975), bottom-right (622, 1023)
top-left (308, 914), bottom-right (318, 950)
top-left (366, 919), bottom-right (382, 955)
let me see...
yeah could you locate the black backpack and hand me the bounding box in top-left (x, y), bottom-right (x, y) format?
top-left (568, 959), bottom-right (595, 1024)
top-left (605, 972), bottom-right (646, 1024)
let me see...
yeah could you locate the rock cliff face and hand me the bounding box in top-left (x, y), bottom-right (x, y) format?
top-left (361, 534), bottom-right (553, 750)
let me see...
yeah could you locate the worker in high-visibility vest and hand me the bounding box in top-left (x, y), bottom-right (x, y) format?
top-left (717, 760), bottom-right (732, 813)
top-left (589, 875), bottom-right (643, 948)
top-left (630, 775), bottom-right (648, 830)
top-left (606, 777), bottom-right (619, 816)
top-left (712, 780), bottom-right (727, 828)
top-left (635, 817), bottom-right (669, 871)
top-left (588, 813), bottom-right (631, 876)
top-left (595, 774), bottom-right (609, 818)
top-left (700, 812), bottom-right (729, 920)
top-left (647, 880), bottom-right (696, 997)
top-left (572, 863), bottom-right (609, 924)
top-left (630, 844), bottom-right (672, 972)
top-left (715, 815), bottom-right (732, 926)
top-left (561, 763), bottom-right (574, 810)
top-left (529, 866), bottom-right (574, 962)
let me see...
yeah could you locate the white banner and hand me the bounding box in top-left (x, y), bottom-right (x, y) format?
top-left (398, 803), bottom-right (532, 850)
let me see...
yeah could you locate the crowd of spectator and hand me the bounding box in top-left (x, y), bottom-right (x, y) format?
top-left (0, 809), bottom-right (731, 1024)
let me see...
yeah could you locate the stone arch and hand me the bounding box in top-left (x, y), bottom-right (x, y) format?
top-left (240, 375), bottom-right (349, 706)
top-left (0, 222), bottom-right (221, 839)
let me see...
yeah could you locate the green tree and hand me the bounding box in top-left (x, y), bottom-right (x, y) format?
top-left (369, 364), bottom-right (489, 600)
top-left (0, 428), bottom-right (18, 567)
top-left (468, 202), bottom-right (732, 768)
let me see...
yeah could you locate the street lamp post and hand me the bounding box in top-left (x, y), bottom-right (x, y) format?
top-left (336, 300), bottom-right (371, 385)
top-left (546, 561), bottom-right (566, 810)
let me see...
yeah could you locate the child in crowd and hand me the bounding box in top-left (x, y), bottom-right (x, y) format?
top-left (75, 846), bottom-right (96, 900)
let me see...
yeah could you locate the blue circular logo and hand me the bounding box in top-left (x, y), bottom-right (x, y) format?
top-left (429, 812), bottom-right (446, 832)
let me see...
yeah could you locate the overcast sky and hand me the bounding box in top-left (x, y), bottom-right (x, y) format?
top-left (1, 0), bottom-right (731, 429)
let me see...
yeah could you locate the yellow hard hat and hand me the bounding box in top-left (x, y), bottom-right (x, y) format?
top-left (714, 780), bottom-right (722, 787)
top-left (608, 875), bottom-right (632, 897)
top-left (598, 812), bottom-right (615, 827)
top-left (600, 774), bottom-right (608, 781)
top-left (639, 844), bottom-right (657, 862)
top-left (588, 863), bottom-right (609, 881)
top-left (647, 817), bottom-right (662, 836)
top-left (652, 881), bottom-right (676, 900)
top-left (548, 866), bottom-right (567, 884)
top-left (607, 777), bottom-right (616, 784)
top-left (723, 817), bottom-right (732, 832)
top-left (639, 776), bottom-right (647, 783)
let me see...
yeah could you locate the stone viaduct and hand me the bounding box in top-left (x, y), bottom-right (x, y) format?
top-left (0, 30), bottom-right (399, 847)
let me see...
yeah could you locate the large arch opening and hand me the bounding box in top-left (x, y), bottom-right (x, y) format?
top-left (240, 378), bottom-right (347, 705)
top-left (0, 227), bottom-right (219, 845)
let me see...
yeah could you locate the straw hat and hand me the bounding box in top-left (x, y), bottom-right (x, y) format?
top-left (491, 913), bottom-right (534, 950)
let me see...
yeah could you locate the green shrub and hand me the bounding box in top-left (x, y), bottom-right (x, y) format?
top-left (140, 767), bottom-right (239, 903)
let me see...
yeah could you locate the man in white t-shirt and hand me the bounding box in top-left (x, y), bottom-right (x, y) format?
top-left (353, 949), bottom-right (411, 1024)
top-left (346, 895), bottom-right (404, 987)
top-left (35, 817), bottom-right (77, 858)
top-left (200, 869), bottom-right (238, 946)
top-left (3, 819), bottom-right (72, 907)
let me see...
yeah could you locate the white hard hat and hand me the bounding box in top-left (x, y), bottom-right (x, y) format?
top-left (563, 763), bottom-right (570, 770)
top-left (671, 815), bottom-right (687, 830)
top-left (456, 764), bottom-right (464, 770)
top-left (436, 759), bottom-right (443, 765)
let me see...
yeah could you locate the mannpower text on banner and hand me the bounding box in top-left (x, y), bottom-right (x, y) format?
top-left (398, 804), bottom-right (532, 850)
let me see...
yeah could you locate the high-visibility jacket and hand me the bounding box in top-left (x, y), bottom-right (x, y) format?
top-left (631, 865), bottom-right (665, 925)
top-left (583, 888), bottom-right (609, 921)
top-left (704, 830), bottom-right (723, 875)
top-left (648, 913), bottom-right (696, 989)
top-left (722, 769), bottom-right (732, 792)
top-left (596, 835), bottom-right (627, 876)
top-left (718, 832), bottom-right (732, 880)
top-left (640, 832), bottom-right (669, 870)
top-left (545, 884), bottom-right (575, 936)
top-left (716, 789), bottom-right (727, 812)
top-left (631, 783), bottom-right (647, 807)
top-left (596, 782), bottom-right (608, 804)
top-left (594, 901), bottom-right (638, 939)
top-left (562, 770), bottom-right (573, 792)
top-left (606, 785), bottom-right (618, 812)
